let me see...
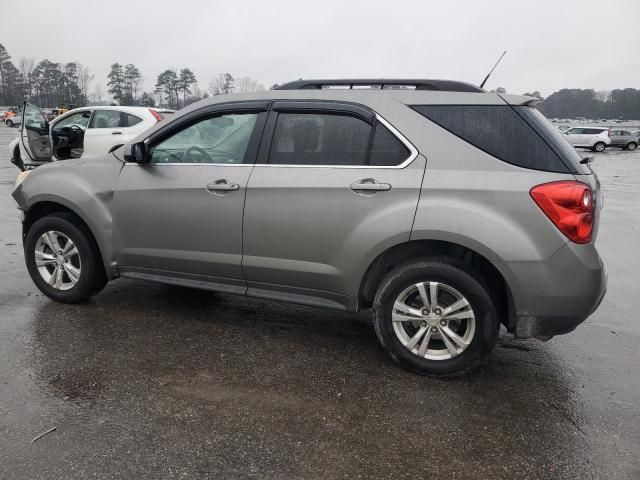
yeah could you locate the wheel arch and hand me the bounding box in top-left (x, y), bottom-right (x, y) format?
top-left (23, 200), bottom-right (113, 279)
top-left (358, 239), bottom-right (514, 329)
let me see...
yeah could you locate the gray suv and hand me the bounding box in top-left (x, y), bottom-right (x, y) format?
top-left (12, 79), bottom-right (607, 376)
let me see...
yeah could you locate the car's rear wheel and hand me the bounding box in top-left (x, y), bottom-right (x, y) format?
top-left (373, 258), bottom-right (499, 376)
top-left (25, 213), bottom-right (107, 303)
top-left (6, 119), bottom-right (13, 127)
top-left (626, 142), bottom-right (637, 151)
top-left (593, 142), bottom-right (606, 152)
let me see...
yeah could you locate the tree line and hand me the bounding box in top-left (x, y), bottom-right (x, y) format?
top-left (3, 41), bottom-right (637, 118)
top-left (491, 86), bottom-right (640, 120)
top-left (0, 42), bottom-right (266, 111)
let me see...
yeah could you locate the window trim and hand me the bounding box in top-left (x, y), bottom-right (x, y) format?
top-left (256, 112), bottom-right (418, 169)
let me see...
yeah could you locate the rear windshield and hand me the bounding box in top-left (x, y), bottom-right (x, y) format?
top-left (412, 105), bottom-right (588, 174)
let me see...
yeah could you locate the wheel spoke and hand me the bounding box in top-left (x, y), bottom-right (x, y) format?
top-left (64, 264), bottom-right (80, 283)
top-left (442, 309), bottom-right (474, 321)
top-left (392, 313), bottom-right (422, 323)
top-left (438, 326), bottom-right (459, 356)
top-left (441, 298), bottom-right (469, 317)
top-left (415, 283), bottom-right (429, 309)
top-left (62, 240), bottom-right (77, 256)
top-left (63, 245), bottom-right (78, 259)
top-left (54, 265), bottom-right (64, 288)
top-left (441, 325), bottom-right (470, 349)
top-left (48, 266), bottom-right (60, 286)
top-left (35, 251), bottom-right (57, 266)
top-left (406, 326), bottom-right (428, 350)
top-left (429, 282), bottom-right (439, 311)
top-left (417, 329), bottom-right (433, 356)
top-left (44, 232), bottom-right (61, 253)
top-left (393, 301), bottom-right (423, 319)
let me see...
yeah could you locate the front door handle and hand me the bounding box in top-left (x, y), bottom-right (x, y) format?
top-left (350, 179), bottom-right (392, 193)
top-left (206, 179), bottom-right (240, 195)
top-left (112, 131), bottom-right (123, 135)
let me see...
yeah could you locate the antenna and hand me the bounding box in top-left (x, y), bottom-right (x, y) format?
top-left (479, 50), bottom-right (507, 89)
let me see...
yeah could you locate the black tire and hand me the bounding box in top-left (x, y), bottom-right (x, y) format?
top-left (626, 142), bottom-right (637, 151)
top-left (373, 257), bottom-right (499, 377)
top-left (6, 119), bottom-right (13, 127)
top-left (593, 142), bottom-right (606, 152)
top-left (24, 213), bottom-right (107, 303)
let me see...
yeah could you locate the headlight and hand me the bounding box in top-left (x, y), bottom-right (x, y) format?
top-left (14, 170), bottom-right (30, 188)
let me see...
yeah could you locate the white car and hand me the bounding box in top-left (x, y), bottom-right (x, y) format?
top-left (9, 104), bottom-right (174, 170)
top-left (563, 126), bottom-right (611, 152)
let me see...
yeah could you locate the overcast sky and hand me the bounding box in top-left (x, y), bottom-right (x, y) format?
top-left (2, 0), bottom-right (639, 97)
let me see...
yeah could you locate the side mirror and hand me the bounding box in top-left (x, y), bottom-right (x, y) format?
top-left (124, 142), bottom-right (149, 163)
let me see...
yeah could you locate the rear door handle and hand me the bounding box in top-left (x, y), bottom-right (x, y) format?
top-left (112, 131), bottom-right (123, 135)
top-left (206, 179), bottom-right (240, 194)
top-left (350, 179), bottom-right (392, 192)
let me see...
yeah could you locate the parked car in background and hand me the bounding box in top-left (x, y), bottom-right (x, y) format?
top-left (632, 130), bottom-right (640, 142)
top-left (608, 130), bottom-right (638, 150)
top-left (11, 79), bottom-right (607, 376)
top-left (563, 126), bottom-right (611, 152)
top-left (9, 104), bottom-right (174, 170)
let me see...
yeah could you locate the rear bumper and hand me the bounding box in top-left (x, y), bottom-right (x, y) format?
top-left (495, 242), bottom-right (607, 339)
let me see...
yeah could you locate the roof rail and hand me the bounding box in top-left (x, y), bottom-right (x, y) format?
top-left (275, 79), bottom-right (484, 93)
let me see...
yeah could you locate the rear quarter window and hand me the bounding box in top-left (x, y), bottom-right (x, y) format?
top-left (412, 105), bottom-right (573, 173)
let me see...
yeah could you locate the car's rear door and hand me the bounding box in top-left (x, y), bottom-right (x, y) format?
top-left (112, 102), bottom-right (268, 292)
top-left (242, 101), bottom-right (425, 309)
top-left (83, 109), bottom-right (124, 158)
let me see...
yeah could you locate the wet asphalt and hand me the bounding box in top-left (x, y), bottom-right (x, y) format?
top-left (0, 125), bottom-right (638, 479)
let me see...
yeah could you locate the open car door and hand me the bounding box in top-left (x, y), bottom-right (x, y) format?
top-left (20, 102), bottom-right (53, 166)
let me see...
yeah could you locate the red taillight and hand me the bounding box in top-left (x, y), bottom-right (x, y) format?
top-left (530, 181), bottom-right (594, 244)
top-left (149, 109), bottom-right (162, 122)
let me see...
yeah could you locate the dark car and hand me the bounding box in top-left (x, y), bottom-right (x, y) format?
top-left (608, 130), bottom-right (638, 151)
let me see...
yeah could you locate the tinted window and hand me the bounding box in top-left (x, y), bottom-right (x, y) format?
top-left (150, 113), bottom-right (258, 164)
top-left (125, 114), bottom-right (143, 127)
top-left (89, 110), bottom-right (123, 128)
top-left (566, 128), bottom-right (584, 134)
top-left (620, 131), bottom-right (631, 136)
top-left (583, 128), bottom-right (605, 135)
top-left (412, 105), bottom-right (569, 173)
top-left (370, 123), bottom-right (410, 166)
top-left (269, 113), bottom-right (371, 166)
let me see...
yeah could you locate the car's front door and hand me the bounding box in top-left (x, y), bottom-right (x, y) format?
top-left (20, 103), bottom-right (52, 164)
top-left (564, 127), bottom-right (585, 146)
top-left (112, 104), bottom-right (267, 292)
top-left (242, 102), bottom-right (426, 309)
top-left (83, 109), bottom-right (124, 158)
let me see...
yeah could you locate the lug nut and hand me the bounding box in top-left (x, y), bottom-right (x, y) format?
top-left (431, 327), bottom-right (438, 333)
top-left (434, 308), bottom-right (442, 315)
top-left (440, 319), bottom-right (447, 326)
top-left (422, 309), bottom-right (429, 315)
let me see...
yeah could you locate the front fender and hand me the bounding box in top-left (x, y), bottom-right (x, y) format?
top-left (13, 156), bottom-right (123, 268)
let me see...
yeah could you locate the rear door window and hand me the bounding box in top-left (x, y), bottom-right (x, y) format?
top-left (412, 105), bottom-right (573, 173)
top-left (268, 112), bottom-right (410, 167)
top-left (89, 110), bottom-right (123, 129)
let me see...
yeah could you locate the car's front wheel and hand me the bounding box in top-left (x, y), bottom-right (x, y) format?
top-left (373, 258), bottom-right (499, 376)
top-left (593, 142), bottom-right (606, 152)
top-left (24, 213), bottom-right (107, 303)
top-left (6, 119), bottom-right (13, 127)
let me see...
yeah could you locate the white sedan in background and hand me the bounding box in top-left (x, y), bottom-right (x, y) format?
top-left (9, 104), bottom-right (174, 170)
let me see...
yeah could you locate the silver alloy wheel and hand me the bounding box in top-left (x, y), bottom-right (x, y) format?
top-left (392, 281), bottom-right (476, 360)
top-left (34, 231), bottom-right (81, 291)
top-left (595, 143), bottom-right (605, 152)
top-left (628, 143), bottom-right (637, 151)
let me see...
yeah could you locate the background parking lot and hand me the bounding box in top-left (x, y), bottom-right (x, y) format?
top-left (0, 125), bottom-right (638, 479)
